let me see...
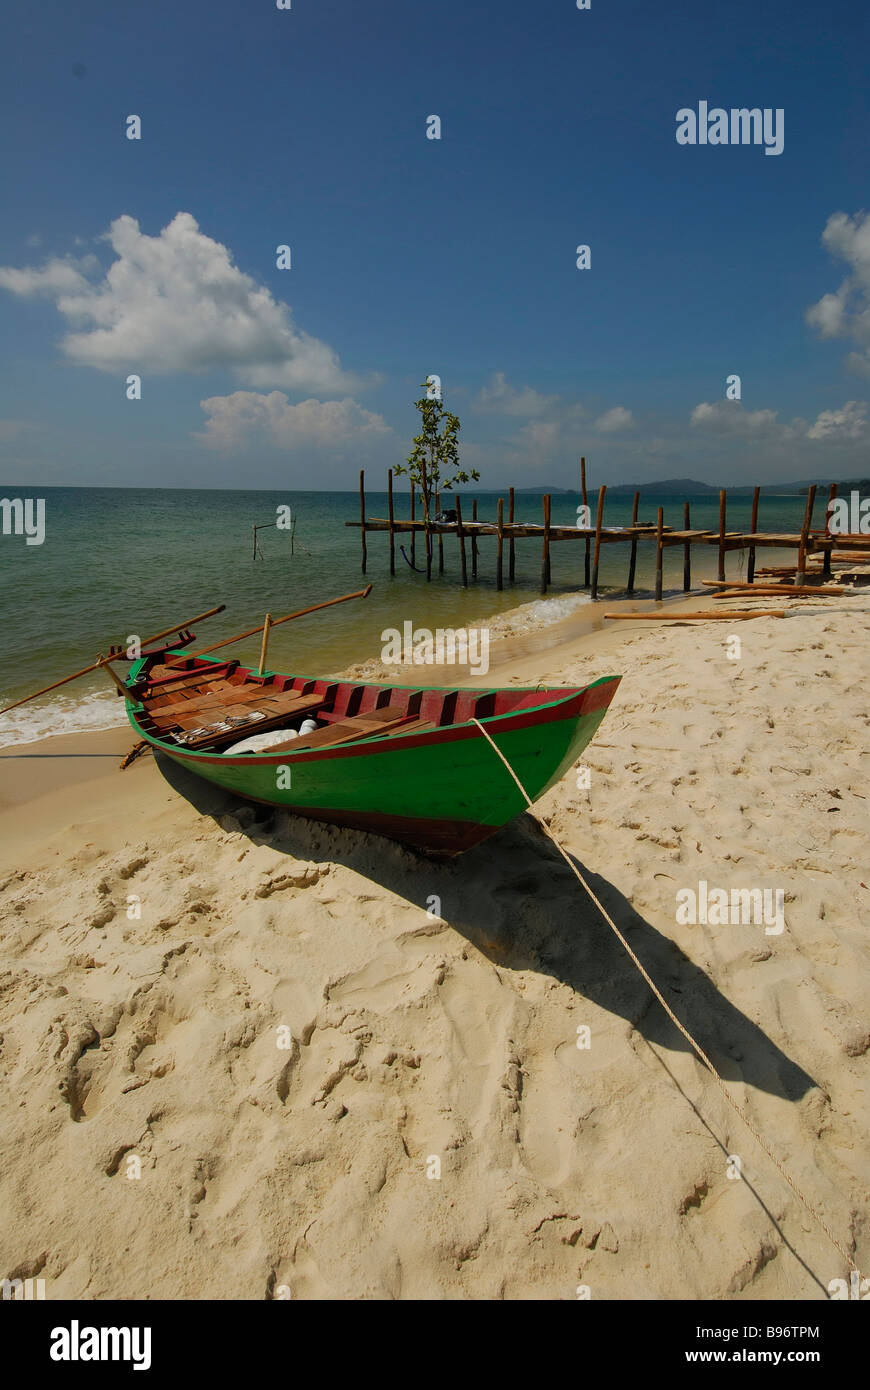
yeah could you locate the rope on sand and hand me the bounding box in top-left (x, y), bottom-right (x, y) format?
top-left (470, 716), bottom-right (859, 1277)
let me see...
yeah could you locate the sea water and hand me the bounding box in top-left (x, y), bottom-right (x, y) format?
top-left (0, 486), bottom-right (819, 747)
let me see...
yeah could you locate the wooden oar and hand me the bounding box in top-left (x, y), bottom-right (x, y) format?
top-left (192, 585), bottom-right (373, 657)
top-left (701, 580), bottom-right (845, 595)
top-left (0, 604), bottom-right (226, 716)
top-left (604, 610), bottom-right (787, 620)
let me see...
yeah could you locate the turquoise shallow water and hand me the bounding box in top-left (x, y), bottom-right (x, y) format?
top-left (0, 486), bottom-right (820, 746)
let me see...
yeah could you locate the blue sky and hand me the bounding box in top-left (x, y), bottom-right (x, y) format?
top-left (1, 0), bottom-right (869, 488)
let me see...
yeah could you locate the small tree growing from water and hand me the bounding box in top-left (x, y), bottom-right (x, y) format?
top-left (394, 379), bottom-right (480, 579)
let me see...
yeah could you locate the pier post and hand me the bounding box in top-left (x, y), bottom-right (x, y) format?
top-left (655, 507), bottom-right (664, 600)
top-left (387, 468), bottom-right (395, 576)
top-left (823, 483), bottom-right (837, 577)
top-left (683, 501), bottom-right (691, 591)
top-left (581, 456), bottom-right (590, 588)
top-left (718, 489), bottom-right (727, 583)
top-left (471, 498), bottom-right (479, 579)
top-left (410, 482), bottom-right (416, 568)
top-left (496, 497), bottom-right (504, 591)
top-left (436, 491), bottom-right (444, 573)
top-left (591, 485), bottom-right (606, 599)
top-left (627, 491), bottom-right (640, 593)
top-left (797, 483), bottom-right (817, 582)
top-left (455, 494), bottom-right (468, 587)
top-left (541, 493), bottom-right (551, 593)
top-left (508, 487), bottom-right (516, 582)
top-left (747, 485), bottom-right (760, 583)
top-left (359, 469), bottom-right (367, 574)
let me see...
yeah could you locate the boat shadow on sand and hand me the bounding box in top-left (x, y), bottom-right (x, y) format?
top-left (158, 752), bottom-right (817, 1108)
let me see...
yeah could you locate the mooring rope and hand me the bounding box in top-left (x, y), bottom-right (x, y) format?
top-left (470, 717), bottom-right (859, 1276)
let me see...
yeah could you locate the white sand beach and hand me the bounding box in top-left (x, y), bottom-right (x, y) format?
top-left (0, 593), bottom-right (868, 1299)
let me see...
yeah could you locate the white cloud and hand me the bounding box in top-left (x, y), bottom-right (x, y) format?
top-left (197, 391), bottom-right (393, 450)
top-left (475, 371), bottom-right (559, 416)
top-left (805, 399), bottom-right (868, 440)
top-left (806, 211), bottom-right (870, 373)
top-left (594, 406), bottom-right (635, 433)
top-left (691, 397), bottom-right (868, 445)
top-left (0, 213), bottom-right (363, 393)
top-left (690, 401), bottom-right (782, 436)
top-left (0, 256), bottom-right (95, 297)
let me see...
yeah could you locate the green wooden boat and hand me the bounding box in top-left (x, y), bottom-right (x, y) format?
top-left (124, 647), bottom-right (621, 855)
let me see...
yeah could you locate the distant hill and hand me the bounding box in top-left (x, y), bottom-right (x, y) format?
top-left (474, 476), bottom-right (870, 496)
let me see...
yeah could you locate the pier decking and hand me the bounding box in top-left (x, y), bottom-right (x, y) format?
top-left (348, 466), bottom-right (868, 596)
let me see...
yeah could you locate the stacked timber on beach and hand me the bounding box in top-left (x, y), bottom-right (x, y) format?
top-left (348, 467), bottom-right (870, 598)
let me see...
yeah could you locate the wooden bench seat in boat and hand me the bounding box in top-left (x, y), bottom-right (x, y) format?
top-left (258, 706), bottom-right (435, 755)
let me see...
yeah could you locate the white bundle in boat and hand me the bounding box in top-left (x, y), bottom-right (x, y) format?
top-left (223, 728), bottom-right (299, 755)
top-left (223, 718), bottom-right (319, 756)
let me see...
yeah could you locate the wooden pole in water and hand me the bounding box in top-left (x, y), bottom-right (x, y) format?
top-left (655, 507), bottom-right (664, 600)
top-left (683, 500), bottom-right (691, 591)
top-left (424, 481), bottom-right (432, 582)
top-left (258, 613), bottom-right (273, 676)
top-left (797, 484), bottom-right (817, 582)
top-left (471, 497), bottom-right (479, 579)
top-left (496, 497), bottom-right (504, 591)
top-left (541, 493), bottom-right (551, 593)
top-left (508, 487), bottom-right (516, 582)
top-left (436, 490), bottom-right (444, 574)
top-left (718, 489), bottom-right (727, 583)
top-left (455, 494), bottom-right (468, 588)
top-left (387, 469), bottom-right (395, 576)
top-left (747, 485), bottom-right (761, 583)
top-left (591, 485), bottom-right (606, 599)
top-left (823, 482), bottom-right (837, 577)
top-left (359, 469), bottom-right (367, 574)
top-left (410, 482), bottom-right (416, 568)
top-left (627, 491), bottom-right (640, 593)
top-left (581, 457), bottom-right (590, 588)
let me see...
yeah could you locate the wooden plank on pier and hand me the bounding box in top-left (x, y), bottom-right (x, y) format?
top-left (496, 497), bottom-right (504, 591)
top-left (509, 486), bottom-right (516, 582)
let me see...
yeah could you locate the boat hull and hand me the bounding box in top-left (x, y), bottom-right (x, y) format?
top-left (127, 663), bottom-right (620, 855)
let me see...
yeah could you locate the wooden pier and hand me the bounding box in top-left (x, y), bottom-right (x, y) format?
top-left (347, 467), bottom-right (869, 595)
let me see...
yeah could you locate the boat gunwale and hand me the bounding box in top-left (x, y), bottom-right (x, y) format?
top-left (126, 652), bottom-right (621, 764)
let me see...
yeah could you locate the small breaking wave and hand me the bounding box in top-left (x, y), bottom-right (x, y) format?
top-left (0, 688), bottom-right (127, 751)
